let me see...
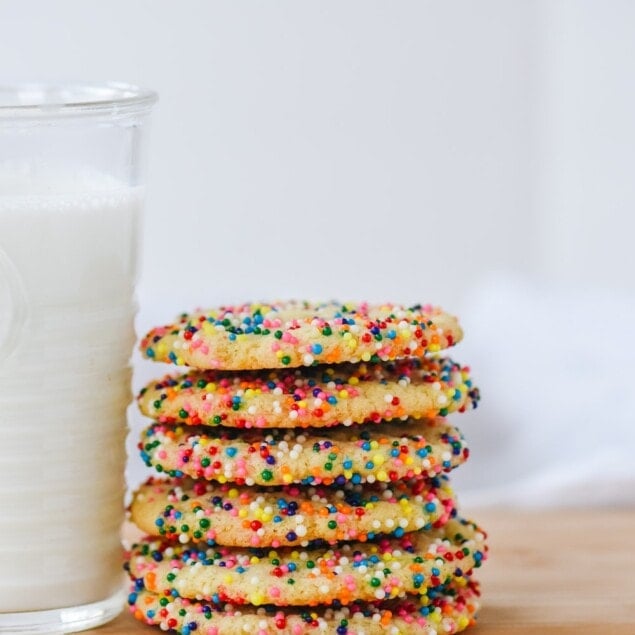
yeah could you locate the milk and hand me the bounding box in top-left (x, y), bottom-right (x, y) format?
top-left (0, 171), bottom-right (142, 611)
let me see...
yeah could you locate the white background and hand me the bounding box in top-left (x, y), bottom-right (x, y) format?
top-left (2, 1), bottom-right (634, 506)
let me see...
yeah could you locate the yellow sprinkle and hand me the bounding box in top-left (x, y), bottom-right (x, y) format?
top-left (405, 456), bottom-right (414, 466)
top-left (349, 377), bottom-right (359, 385)
top-left (361, 352), bottom-right (371, 362)
top-left (429, 343), bottom-right (441, 352)
top-left (249, 556), bottom-right (260, 564)
top-left (283, 474), bottom-right (293, 484)
top-left (238, 509), bottom-right (248, 518)
top-left (205, 382), bottom-right (217, 392)
top-left (228, 489), bottom-right (239, 498)
top-left (376, 470), bottom-right (388, 481)
top-left (339, 390), bottom-right (349, 399)
top-left (251, 592), bottom-right (265, 606)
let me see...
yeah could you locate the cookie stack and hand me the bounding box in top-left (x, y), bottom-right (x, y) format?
top-left (127, 302), bottom-right (486, 635)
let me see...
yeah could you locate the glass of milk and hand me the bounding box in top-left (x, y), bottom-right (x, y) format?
top-left (0, 83), bottom-right (157, 633)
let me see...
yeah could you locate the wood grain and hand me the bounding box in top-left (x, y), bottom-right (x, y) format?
top-left (87, 508), bottom-right (635, 634)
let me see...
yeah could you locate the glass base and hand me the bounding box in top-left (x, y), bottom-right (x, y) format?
top-left (0, 589), bottom-right (124, 634)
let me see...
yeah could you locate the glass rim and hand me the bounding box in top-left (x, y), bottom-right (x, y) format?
top-left (0, 81), bottom-right (158, 119)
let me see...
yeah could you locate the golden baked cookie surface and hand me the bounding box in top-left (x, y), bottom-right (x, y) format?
top-left (140, 301), bottom-right (462, 370)
top-left (138, 357), bottom-right (479, 429)
top-left (139, 417), bottom-right (469, 486)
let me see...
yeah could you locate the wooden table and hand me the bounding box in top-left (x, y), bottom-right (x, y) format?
top-left (90, 508), bottom-right (635, 634)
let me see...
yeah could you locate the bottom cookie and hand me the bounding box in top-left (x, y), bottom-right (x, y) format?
top-left (128, 577), bottom-right (480, 635)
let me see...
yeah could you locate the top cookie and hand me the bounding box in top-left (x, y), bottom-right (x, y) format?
top-left (140, 301), bottom-right (462, 370)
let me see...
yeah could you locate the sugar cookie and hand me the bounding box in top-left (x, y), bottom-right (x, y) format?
top-left (139, 418), bottom-right (468, 486)
top-left (130, 476), bottom-right (455, 547)
top-left (138, 357), bottom-right (479, 429)
top-left (127, 578), bottom-right (480, 635)
top-left (140, 301), bottom-right (462, 370)
top-left (127, 516), bottom-right (486, 606)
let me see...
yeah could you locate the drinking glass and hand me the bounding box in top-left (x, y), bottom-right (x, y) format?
top-left (0, 82), bottom-right (157, 633)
